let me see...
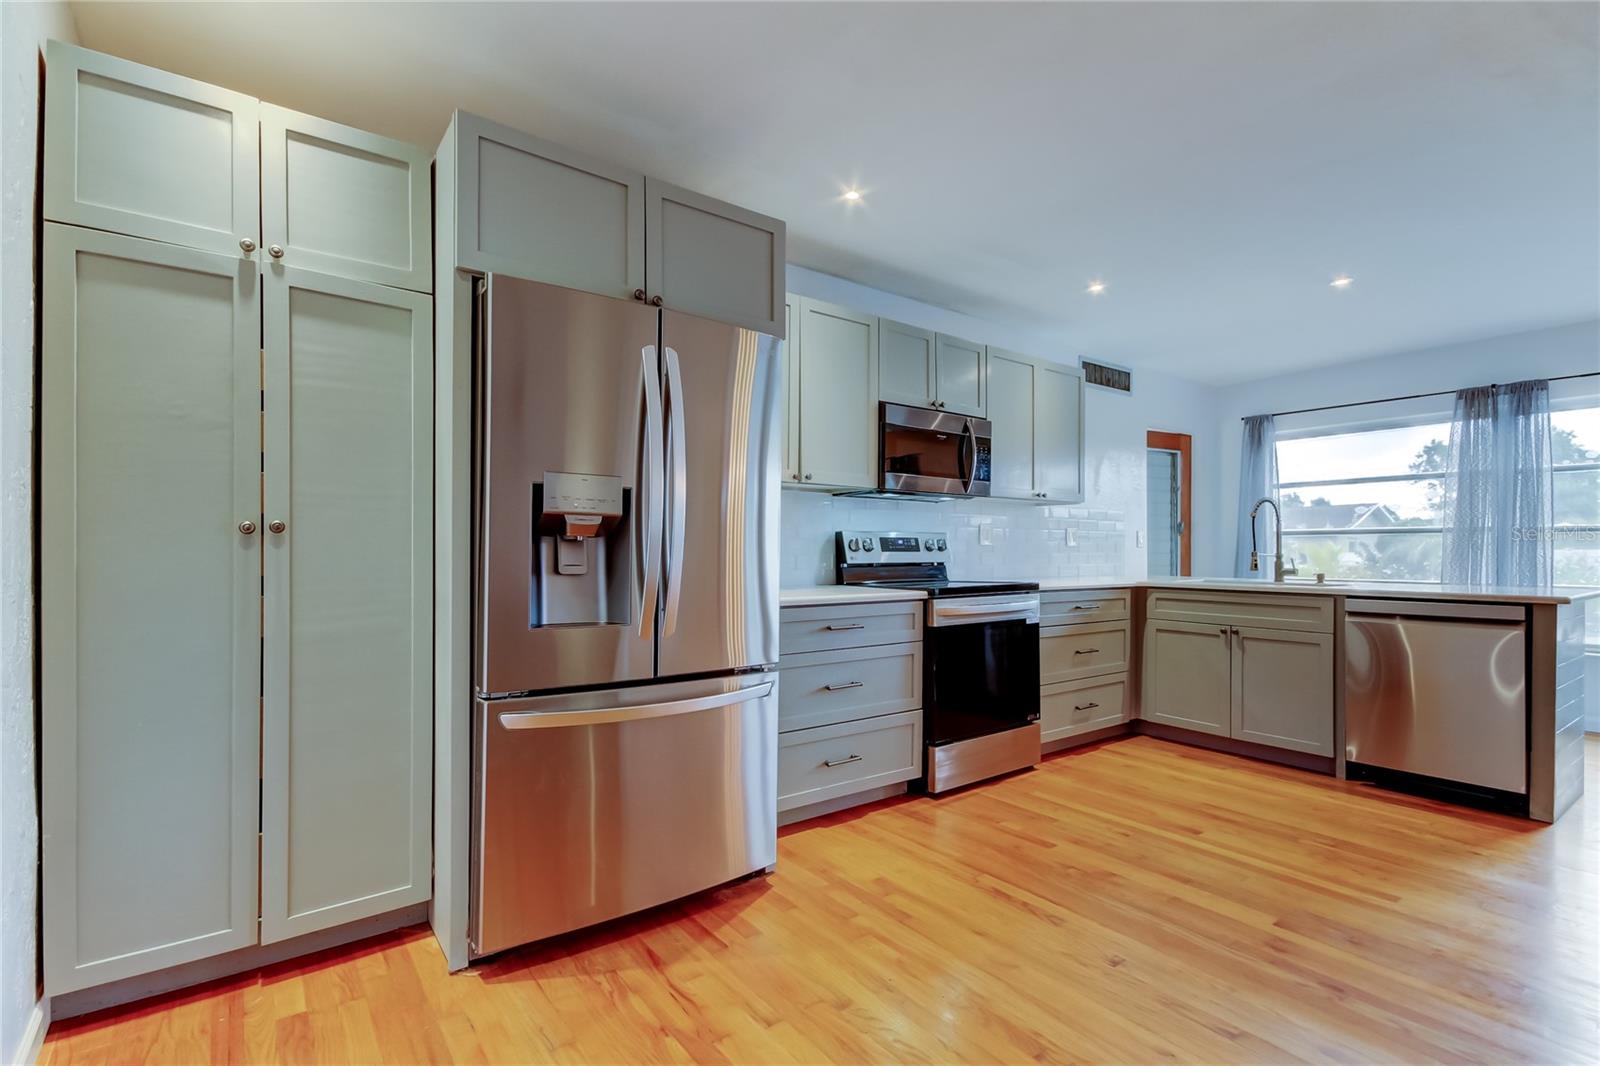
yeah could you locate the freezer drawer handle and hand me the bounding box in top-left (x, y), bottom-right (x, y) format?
top-left (823, 753), bottom-right (863, 768)
top-left (497, 681), bottom-right (774, 730)
top-left (824, 680), bottom-right (864, 691)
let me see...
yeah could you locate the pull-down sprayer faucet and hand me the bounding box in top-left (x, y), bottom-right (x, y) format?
top-left (1249, 497), bottom-right (1298, 582)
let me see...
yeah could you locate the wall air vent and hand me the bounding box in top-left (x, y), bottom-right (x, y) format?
top-left (1082, 360), bottom-right (1132, 394)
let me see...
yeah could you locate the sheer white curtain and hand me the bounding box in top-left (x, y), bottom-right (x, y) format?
top-left (1234, 414), bottom-right (1278, 577)
top-left (1440, 379), bottom-right (1553, 586)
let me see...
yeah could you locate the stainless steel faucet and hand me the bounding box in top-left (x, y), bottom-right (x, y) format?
top-left (1249, 497), bottom-right (1298, 582)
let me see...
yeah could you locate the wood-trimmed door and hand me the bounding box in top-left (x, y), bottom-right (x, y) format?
top-left (1147, 430), bottom-right (1192, 576)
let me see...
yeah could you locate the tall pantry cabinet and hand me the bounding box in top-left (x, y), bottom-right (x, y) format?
top-left (40, 41), bottom-right (432, 995)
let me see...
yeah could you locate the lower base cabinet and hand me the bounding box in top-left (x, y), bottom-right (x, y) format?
top-left (777, 710), bottom-right (923, 811)
top-left (1142, 619), bottom-right (1233, 737)
top-left (1041, 675), bottom-right (1128, 742)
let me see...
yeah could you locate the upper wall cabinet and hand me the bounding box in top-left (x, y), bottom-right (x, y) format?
top-left (878, 321), bottom-right (986, 417)
top-left (987, 349), bottom-right (1084, 503)
top-left (261, 105), bottom-right (432, 292)
top-left (452, 112), bottom-right (645, 297)
top-left (44, 41), bottom-right (260, 258)
top-left (446, 112), bottom-right (785, 335)
top-left (646, 178), bottom-right (785, 336)
top-left (794, 297), bottom-right (878, 490)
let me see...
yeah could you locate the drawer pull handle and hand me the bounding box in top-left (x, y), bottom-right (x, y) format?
top-left (824, 680), bottom-right (865, 691)
top-left (1074, 701), bottom-right (1100, 711)
top-left (1074, 647), bottom-right (1101, 655)
top-left (823, 753), bottom-right (863, 768)
top-left (825, 623), bottom-right (866, 631)
top-left (1071, 604), bottom-right (1098, 611)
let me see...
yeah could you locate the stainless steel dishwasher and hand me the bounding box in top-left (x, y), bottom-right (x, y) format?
top-left (1344, 598), bottom-right (1527, 800)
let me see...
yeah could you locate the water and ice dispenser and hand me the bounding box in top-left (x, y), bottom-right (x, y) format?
top-left (531, 471), bottom-right (629, 627)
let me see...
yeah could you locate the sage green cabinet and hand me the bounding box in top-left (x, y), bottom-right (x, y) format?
top-left (1034, 361), bottom-right (1085, 502)
top-left (646, 178), bottom-right (785, 336)
top-left (260, 267), bottom-right (434, 943)
top-left (933, 333), bottom-right (986, 416)
top-left (1142, 616), bottom-right (1335, 757)
top-left (1141, 619), bottom-right (1233, 737)
top-left (793, 298), bottom-right (878, 489)
top-left (261, 104), bottom-right (432, 292)
top-left (448, 112), bottom-right (784, 334)
top-left (877, 321), bottom-right (985, 416)
top-left (1231, 627), bottom-right (1335, 756)
top-left (44, 41), bottom-right (260, 259)
top-left (41, 224), bottom-right (263, 995)
top-left (986, 349), bottom-right (1037, 499)
top-left (452, 111), bottom-right (644, 297)
top-left (877, 319), bottom-right (936, 408)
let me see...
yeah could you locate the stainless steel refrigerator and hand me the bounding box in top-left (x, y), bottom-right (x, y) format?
top-left (470, 274), bottom-right (781, 958)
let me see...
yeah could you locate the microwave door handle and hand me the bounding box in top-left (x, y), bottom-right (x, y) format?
top-left (661, 346), bottom-right (688, 637)
top-left (961, 418), bottom-right (977, 494)
top-left (637, 345), bottom-right (664, 639)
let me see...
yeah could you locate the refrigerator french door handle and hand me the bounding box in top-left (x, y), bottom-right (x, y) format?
top-left (638, 345), bottom-right (664, 639)
top-left (496, 680), bottom-right (774, 730)
top-left (661, 346), bottom-right (688, 637)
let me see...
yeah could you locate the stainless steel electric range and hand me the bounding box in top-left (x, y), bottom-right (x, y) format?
top-left (835, 531), bottom-right (1041, 792)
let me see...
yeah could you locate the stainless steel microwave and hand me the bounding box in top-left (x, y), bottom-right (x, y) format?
top-left (868, 402), bottom-right (992, 499)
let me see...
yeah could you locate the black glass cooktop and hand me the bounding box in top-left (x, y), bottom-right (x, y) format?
top-left (853, 577), bottom-right (1039, 598)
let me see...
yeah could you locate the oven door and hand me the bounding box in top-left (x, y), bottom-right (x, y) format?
top-left (880, 403), bottom-right (991, 497)
top-left (924, 596), bottom-right (1040, 745)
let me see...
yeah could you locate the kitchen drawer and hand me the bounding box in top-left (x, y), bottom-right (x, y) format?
top-left (779, 600), bottom-right (922, 654)
top-left (1146, 589), bottom-right (1334, 634)
top-left (778, 643), bottom-right (921, 733)
top-left (777, 710), bottom-right (923, 812)
top-left (1040, 589), bottom-right (1130, 627)
top-left (1040, 621), bottom-right (1129, 684)
top-left (1041, 674), bottom-right (1128, 742)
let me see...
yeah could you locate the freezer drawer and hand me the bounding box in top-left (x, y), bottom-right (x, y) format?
top-left (1345, 607), bottom-right (1527, 794)
top-left (471, 674), bottom-right (777, 957)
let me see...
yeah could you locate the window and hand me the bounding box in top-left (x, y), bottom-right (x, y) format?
top-left (1274, 420), bottom-right (1451, 582)
top-left (1271, 397), bottom-right (1600, 590)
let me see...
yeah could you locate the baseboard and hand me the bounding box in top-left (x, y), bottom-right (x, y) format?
top-left (10, 997), bottom-right (50, 1066)
top-left (1132, 720), bottom-right (1336, 774)
top-left (49, 902), bottom-right (429, 1022)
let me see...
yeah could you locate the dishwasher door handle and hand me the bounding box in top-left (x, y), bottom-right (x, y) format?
top-left (1345, 598), bottom-right (1525, 623)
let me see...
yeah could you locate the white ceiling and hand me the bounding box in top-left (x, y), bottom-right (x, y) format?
top-left (71, 1), bottom-right (1600, 385)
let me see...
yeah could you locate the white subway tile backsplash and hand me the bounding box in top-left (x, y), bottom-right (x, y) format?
top-left (780, 490), bottom-right (1127, 587)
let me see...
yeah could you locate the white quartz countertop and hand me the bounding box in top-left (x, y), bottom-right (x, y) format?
top-left (780, 579), bottom-right (1595, 607)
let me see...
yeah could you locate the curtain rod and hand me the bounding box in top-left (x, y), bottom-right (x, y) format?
top-left (1243, 371), bottom-right (1600, 421)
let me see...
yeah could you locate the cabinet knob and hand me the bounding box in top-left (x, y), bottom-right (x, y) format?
top-left (803, 473), bottom-right (813, 481)
top-left (238, 519), bottom-right (257, 535)
top-left (632, 289), bottom-right (646, 301)
top-left (268, 519), bottom-right (287, 534)
top-left (268, 244), bottom-right (285, 259)
top-left (239, 238), bottom-right (256, 254)
top-left (650, 295), bottom-right (663, 307)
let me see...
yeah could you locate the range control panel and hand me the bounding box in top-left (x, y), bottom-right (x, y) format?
top-left (836, 530), bottom-right (950, 566)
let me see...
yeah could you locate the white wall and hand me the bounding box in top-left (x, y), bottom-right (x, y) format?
top-left (1, 4), bottom-right (77, 1062)
top-left (784, 267), bottom-right (1221, 585)
top-left (1210, 319), bottom-right (1600, 576)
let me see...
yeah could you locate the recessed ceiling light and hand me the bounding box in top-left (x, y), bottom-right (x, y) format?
top-left (1330, 275), bottom-right (1354, 289)
top-left (1085, 280), bottom-right (1106, 296)
top-left (841, 188), bottom-right (862, 203)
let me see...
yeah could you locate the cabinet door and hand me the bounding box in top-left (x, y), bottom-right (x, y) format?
top-left (878, 318), bottom-right (936, 408)
top-left (1231, 626), bottom-right (1335, 756)
top-left (986, 348), bottom-right (1036, 499)
top-left (934, 333), bottom-right (986, 416)
top-left (261, 267), bottom-right (433, 942)
top-left (454, 111), bottom-right (644, 297)
top-left (1034, 362), bottom-right (1084, 502)
top-left (41, 225), bottom-right (261, 994)
top-left (646, 177), bottom-right (785, 336)
top-left (261, 104), bottom-right (431, 292)
top-left (783, 296), bottom-right (801, 482)
top-left (796, 298), bottom-right (878, 489)
top-left (44, 41), bottom-right (259, 258)
top-left (1141, 618), bottom-right (1231, 737)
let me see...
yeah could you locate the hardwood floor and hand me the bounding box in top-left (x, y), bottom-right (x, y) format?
top-left (41, 736), bottom-right (1599, 1065)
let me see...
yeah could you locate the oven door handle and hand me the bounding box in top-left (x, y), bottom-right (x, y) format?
top-left (928, 599), bottom-right (1040, 627)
